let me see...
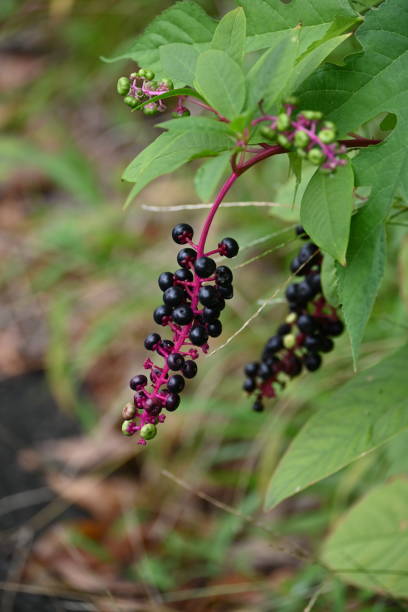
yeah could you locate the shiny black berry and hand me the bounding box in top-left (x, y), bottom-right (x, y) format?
top-left (167, 353), bottom-right (185, 371)
top-left (295, 225), bottom-right (309, 240)
top-left (277, 323), bottom-right (292, 336)
top-left (298, 243), bottom-right (318, 264)
top-left (163, 286), bottom-right (185, 307)
top-left (202, 306), bottom-right (220, 323)
top-left (252, 400), bottom-right (264, 412)
top-left (259, 362), bottom-right (273, 380)
top-left (145, 398), bottom-right (162, 416)
top-left (304, 335), bottom-right (323, 352)
top-left (244, 362), bottom-right (259, 378)
top-left (218, 237), bottom-right (239, 258)
top-left (217, 284), bottom-right (233, 299)
top-left (243, 378), bottom-right (256, 393)
top-left (296, 280), bottom-right (315, 303)
top-left (182, 360), bottom-right (197, 379)
top-left (177, 248), bottom-right (197, 268)
top-left (167, 374), bottom-right (185, 393)
top-left (189, 325), bottom-right (208, 346)
top-left (153, 304), bottom-right (172, 325)
top-left (172, 223), bottom-right (194, 244)
top-left (320, 337), bottom-right (334, 353)
top-left (172, 304), bottom-right (194, 326)
top-left (290, 256), bottom-right (303, 276)
top-left (198, 285), bottom-right (219, 307)
top-left (158, 272), bottom-right (174, 291)
top-left (144, 333), bottom-right (161, 350)
top-left (161, 339), bottom-right (174, 352)
top-left (208, 319), bottom-right (222, 337)
top-left (264, 335), bottom-right (283, 354)
top-left (194, 256), bottom-right (216, 278)
top-left (327, 319), bottom-right (344, 337)
top-left (297, 314), bottom-right (315, 334)
top-left (306, 272), bottom-right (321, 294)
top-left (174, 268), bottom-right (193, 282)
top-left (215, 265), bottom-right (233, 286)
top-left (285, 283), bottom-right (298, 302)
top-left (129, 374), bottom-right (147, 390)
top-left (165, 392), bottom-right (180, 411)
top-left (304, 352), bottom-right (322, 372)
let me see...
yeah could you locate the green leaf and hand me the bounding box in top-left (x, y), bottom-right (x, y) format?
top-left (321, 253), bottom-right (341, 307)
top-left (300, 0), bottom-right (408, 362)
top-left (400, 236), bottom-right (408, 311)
top-left (157, 115), bottom-right (235, 135)
top-left (321, 479), bottom-right (408, 598)
top-left (159, 43), bottom-right (199, 87)
top-left (122, 128), bottom-right (233, 206)
top-left (264, 343), bottom-right (408, 509)
top-left (211, 7), bottom-right (246, 65)
top-left (194, 152), bottom-right (231, 202)
top-left (300, 163), bottom-right (354, 265)
top-left (104, 1), bottom-right (216, 76)
top-left (194, 49), bottom-right (246, 119)
top-left (246, 32), bottom-right (299, 112)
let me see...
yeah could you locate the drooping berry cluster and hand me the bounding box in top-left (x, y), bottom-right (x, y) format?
top-left (117, 68), bottom-right (174, 116)
top-left (257, 99), bottom-right (347, 171)
top-left (122, 223), bottom-right (239, 444)
top-left (243, 226), bottom-right (344, 412)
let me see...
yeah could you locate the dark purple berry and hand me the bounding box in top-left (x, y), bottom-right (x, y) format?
top-left (327, 319), bottom-right (344, 337)
top-left (175, 268), bottom-right (193, 282)
top-left (259, 362), bottom-right (273, 380)
top-left (306, 272), bottom-right (321, 294)
top-left (283, 354), bottom-right (302, 377)
top-left (198, 285), bottom-right (219, 307)
top-left (129, 374), bottom-right (147, 390)
top-left (304, 335), bottom-right (323, 352)
top-left (165, 392), bottom-right (180, 411)
top-left (320, 337), bottom-right (334, 353)
top-left (217, 284), bottom-right (233, 299)
top-left (297, 314), bottom-right (315, 334)
top-left (290, 256), bottom-right (303, 276)
top-left (252, 399), bottom-right (264, 412)
top-left (244, 362), bottom-right (259, 378)
top-left (295, 225), bottom-right (309, 240)
top-left (215, 266), bottom-right (233, 286)
top-left (167, 374), bottom-right (185, 393)
top-left (194, 256), bottom-right (216, 278)
top-left (144, 333), bottom-right (161, 350)
top-left (153, 304), bottom-right (172, 325)
top-left (189, 325), bottom-right (208, 346)
top-left (167, 353), bottom-right (185, 371)
top-left (218, 237), bottom-right (239, 258)
top-left (172, 223), bottom-right (194, 244)
top-left (264, 335), bottom-right (283, 354)
top-left (163, 286), bottom-right (185, 307)
top-left (182, 360), bottom-right (197, 379)
top-left (298, 243), bottom-right (318, 264)
top-left (304, 352), bottom-right (322, 372)
top-left (285, 283), bottom-right (298, 302)
top-left (243, 378), bottom-right (256, 393)
top-left (202, 306), bottom-right (220, 323)
top-left (277, 323), bottom-right (291, 336)
top-left (158, 272), bottom-right (174, 291)
top-left (296, 280), bottom-right (314, 303)
top-left (145, 398), bottom-right (162, 415)
top-left (161, 339), bottom-right (174, 352)
top-left (177, 248), bottom-right (197, 268)
top-left (172, 304), bottom-right (194, 326)
top-left (207, 319), bottom-right (222, 337)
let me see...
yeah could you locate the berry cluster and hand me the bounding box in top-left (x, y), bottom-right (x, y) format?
top-left (257, 99), bottom-right (347, 171)
top-left (122, 223), bottom-right (239, 444)
top-left (243, 226), bottom-right (344, 412)
top-left (117, 68), bottom-right (174, 116)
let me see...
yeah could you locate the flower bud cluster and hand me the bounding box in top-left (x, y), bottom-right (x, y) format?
top-left (122, 223), bottom-right (239, 444)
top-left (243, 226), bottom-right (344, 412)
top-left (117, 68), bottom-right (174, 116)
top-left (258, 99), bottom-right (347, 171)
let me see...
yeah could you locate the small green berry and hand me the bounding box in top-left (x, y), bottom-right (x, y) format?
top-left (138, 68), bottom-right (146, 77)
top-left (160, 78), bottom-right (174, 89)
top-left (323, 121), bottom-right (336, 130)
top-left (283, 334), bottom-right (296, 349)
top-left (286, 312), bottom-right (297, 324)
top-left (308, 147), bottom-right (326, 165)
top-left (284, 96), bottom-right (298, 106)
top-left (301, 110), bottom-right (323, 121)
top-left (129, 72), bottom-right (138, 79)
top-left (277, 134), bottom-right (291, 149)
top-left (143, 103), bottom-right (158, 116)
top-left (277, 113), bottom-right (291, 131)
top-left (117, 77), bottom-right (130, 96)
top-left (260, 126), bottom-right (276, 140)
top-left (145, 80), bottom-right (158, 90)
top-left (296, 147), bottom-right (307, 158)
top-left (140, 423), bottom-right (157, 440)
top-left (144, 69), bottom-right (155, 81)
top-left (294, 130), bottom-right (310, 148)
top-left (122, 420), bottom-right (136, 436)
top-left (124, 95), bottom-right (138, 108)
top-left (318, 129), bottom-right (336, 144)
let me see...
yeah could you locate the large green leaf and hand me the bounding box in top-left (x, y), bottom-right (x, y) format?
top-left (194, 152), bottom-right (231, 202)
top-left (105, 1), bottom-right (216, 74)
top-left (321, 253), bottom-right (341, 307)
top-left (246, 32), bottom-right (299, 112)
top-left (159, 43), bottom-right (199, 87)
top-left (122, 128), bottom-right (233, 206)
top-left (299, 0), bottom-right (408, 362)
top-left (264, 343), bottom-right (408, 509)
top-left (300, 163), bottom-right (354, 265)
top-left (211, 7), bottom-right (246, 65)
top-left (194, 49), bottom-right (246, 119)
top-left (321, 479), bottom-right (408, 598)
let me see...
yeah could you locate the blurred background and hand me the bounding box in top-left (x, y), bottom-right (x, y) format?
top-left (1, 1), bottom-right (407, 610)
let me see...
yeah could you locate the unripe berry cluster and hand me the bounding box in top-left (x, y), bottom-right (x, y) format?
top-left (258, 99), bottom-right (347, 171)
top-left (243, 226), bottom-right (344, 412)
top-left (121, 223), bottom-right (239, 444)
top-left (117, 68), bottom-right (174, 116)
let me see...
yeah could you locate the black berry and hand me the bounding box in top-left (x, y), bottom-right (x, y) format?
top-left (217, 284), bottom-right (233, 299)
top-left (208, 320), bottom-right (222, 337)
top-left (252, 399), bottom-right (264, 412)
top-left (177, 248), bottom-right (197, 268)
top-left (244, 362), bottom-right (259, 378)
top-left (189, 325), bottom-right (208, 346)
top-left (202, 306), bottom-right (220, 323)
top-left (153, 304), bottom-right (172, 325)
top-left (129, 374), bottom-right (147, 390)
top-left (167, 374), bottom-right (185, 393)
top-left (243, 378), bottom-right (256, 393)
top-left (182, 360), bottom-right (198, 379)
top-left (304, 352), bottom-right (322, 372)
top-left (172, 223), bottom-right (194, 244)
top-left (215, 265), bottom-right (233, 286)
top-left (218, 237), bottom-right (239, 258)
top-left (167, 353), bottom-right (185, 371)
top-left (158, 272), bottom-right (174, 291)
top-left (165, 392), bottom-right (180, 411)
top-left (174, 268), bottom-right (193, 282)
top-left (199, 285), bottom-right (219, 307)
top-left (163, 286), bottom-right (185, 307)
top-left (194, 256), bottom-right (216, 278)
top-left (144, 333), bottom-right (161, 350)
top-left (172, 304), bottom-right (194, 326)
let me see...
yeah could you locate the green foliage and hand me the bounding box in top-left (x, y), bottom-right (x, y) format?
top-left (210, 7), bottom-right (247, 65)
top-left (194, 152), bottom-right (231, 202)
top-left (322, 478), bottom-right (408, 598)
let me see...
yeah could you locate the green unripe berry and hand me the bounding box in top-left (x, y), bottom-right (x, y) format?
top-left (117, 77), bottom-right (130, 96)
top-left (284, 96), bottom-right (298, 106)
top-left (140, 423), bottom-right (157, 440)
top-left (130, 72), bottom-right (138, 79)
top-left (172, 109), bottom-right (190, 118)
top-left (308, 147), bottom-right (326, 165)
top-left (260, 126), bottom-right (276, 140)
top-left (122, 420), bottom-right (136, 436)
top-left (283, 334), bottom-right (296, 349)
top-left (160, 78), bottom-right (173, 89)
top-left (294, 130), bottom-right (310, 148)
top-left (144, 80), bottom-right (157, 91)
top-left (296, 147), bottom-right (307, 158)
top-left (144, 69), bottom-right (155, 81)
top-left (277, 134), bottom-right (291, 149)
top-left (318, 129), bottom-right (336, 144)
top-left (286, 312), bottom-right (297, 325)
top-left (301, 110), bottom-right (323, 121)
top-left (323, 121), bottom-right (336, 130)
top-left (124, 95), bottom-right (138, 108)
top-left (138, 68), bottom-right (146, 77)
top-left (143, 103), bottom-right (158, 116)
top-left (277, 113), bottom-right (291, 131)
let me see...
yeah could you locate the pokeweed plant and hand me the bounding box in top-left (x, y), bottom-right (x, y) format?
top-left (108, 0), bottom-right (408, 598)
